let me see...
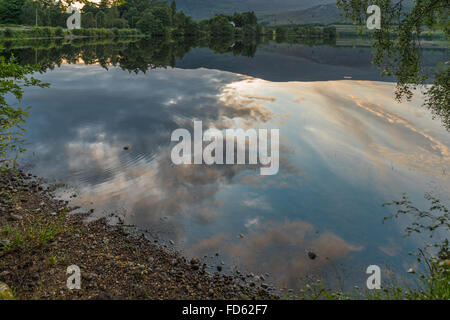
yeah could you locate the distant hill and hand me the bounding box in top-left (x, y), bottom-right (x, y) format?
top-left (259, 3), bottom-right (345, 26)
top-left (260, 0), bottom-right (414, 26)
top-left (175, 0), bottom-right (334, 20)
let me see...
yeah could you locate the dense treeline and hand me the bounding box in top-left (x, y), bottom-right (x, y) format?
top-left (0, 0), bottom-right (67, 26)
top-left (0, 0), bottom-right (340, 43)
top-left (0, 0), bottom-right (264, 39)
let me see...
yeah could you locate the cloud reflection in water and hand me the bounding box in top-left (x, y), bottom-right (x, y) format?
top-left (20, 64), bottom-right (450, 289)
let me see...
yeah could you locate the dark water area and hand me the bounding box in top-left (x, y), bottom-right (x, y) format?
top-left (2, 37), bottom-right (449, 290)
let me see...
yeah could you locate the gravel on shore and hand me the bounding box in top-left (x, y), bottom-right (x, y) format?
top-left (0, 168), bottom-right (275, 300)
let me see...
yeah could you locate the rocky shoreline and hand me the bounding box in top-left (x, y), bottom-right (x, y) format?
top-left (0, 168), bottom-right (275, 300)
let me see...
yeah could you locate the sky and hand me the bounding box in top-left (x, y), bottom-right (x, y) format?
top-left (67, 0), bottom-right (100, 9)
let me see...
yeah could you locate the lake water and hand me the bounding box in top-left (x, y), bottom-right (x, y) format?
top-left (4, 38), bottom-right (449, 290)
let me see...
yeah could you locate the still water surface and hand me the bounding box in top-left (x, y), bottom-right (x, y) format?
top-left (7, 38), bottom-right (449, 290)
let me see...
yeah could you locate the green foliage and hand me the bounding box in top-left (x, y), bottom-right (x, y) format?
top-left (383, 193), bottom-right (450, 299)
top-left (0, 0), bottom-right (25, 25)
top-left (323, 26), bottom-right (337, 38)
top-left (0, 0), bottom-right (263, 42)
top-left (337, 0), bottom-right (450, 131)
top-left (151, 6), bottom-right (172, 26)
top-left (426, 66), bottom-right (450, 130)
top-left (0, 48), bottom-right (48, 166)
top-left (208, 15), bottom-right (234, 37)
top-left (275, 26), bottom-right (288, 41)
top-left (0, 217), bottom-right (65, 250)
top-left (96, 11), bottom-right (106, 28)
top-left (231, 11), bottom-right (257, 27)
top-left (19, 0), bottom-right (66, 27)
top-left (112, 18), bottom-right (128, 28)
top-left (82, 12), bottom-right (96, 28)
top-left (170, 0), bottom-right (177, 19)
top-left (136, 10), bottom-right (159, 36)
top-left (3, 28), bottom-right (14, 38)
top-left (276, 193), bottom-right (450, 300)
top-left (54, 26), bottom-right (64, 37)
top-left (0, 26), bottom-right (141, 39)
top-left (383, 193), bottom-right (449, 237)
top-left (104, 6), bottom-right (120, 28)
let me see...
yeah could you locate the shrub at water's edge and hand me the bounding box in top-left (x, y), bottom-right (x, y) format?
top-left (0, 45), bottom-right (48, 168)
top-left (289, 194), bottom-right (449, 300)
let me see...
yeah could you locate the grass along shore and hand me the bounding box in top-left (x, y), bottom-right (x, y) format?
top-left (0, 26), bottom-right (142, 40)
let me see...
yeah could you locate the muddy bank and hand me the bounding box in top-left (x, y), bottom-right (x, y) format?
top-left (0, 168), bottom-right (274, 300)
